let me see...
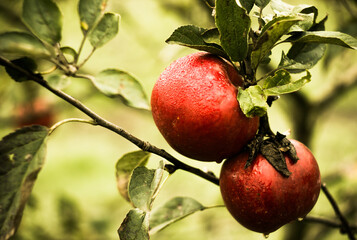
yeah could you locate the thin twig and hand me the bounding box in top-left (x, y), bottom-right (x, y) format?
top-left (0, 55), bottom-right (220, 186)
top-left (74, 33), bottom-right (87, 65)
top-left (77, 47), bottom-right (96, 69)
top-left (304, 215), bottom-right (357, 234)
top-left (321, 183), bottom-right (356, 240)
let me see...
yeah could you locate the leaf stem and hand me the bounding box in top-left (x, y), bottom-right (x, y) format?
top-left (49, 118), bottom-right (97, 135)
top-left (74, 33), bottom-right (87, 65)
top-left (151, 172), bottom-right (170, 204)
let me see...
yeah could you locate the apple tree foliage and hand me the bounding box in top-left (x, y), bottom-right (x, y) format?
top-left (0, 0), bottom-right (356, 239)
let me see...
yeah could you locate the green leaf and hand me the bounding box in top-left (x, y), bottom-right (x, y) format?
top-left (251, 16), bottom-right (301, 69)
top-left (279, 43), bottom-right (326, 73)
top-left (269, 1), bottom-right (317, 32)
top-left (93, 69), bottom-right (150, 110)
top-left (0, 125), bottom-right (48, 240)
top-left (286, 31), bottom-right (357, 50)
top-left (128, 162), bottom-right (164, 211)
top-left (46, 73), bottom-right (71, 90)
top-left (255, 0), bottom-right (270, 9)
top-left (263, 69), bottom-right (311, 95)
top-left (165, 25), bottom-right (228, 59)
top-left (215, 0), bottom-right (251, 61)
top-left (0, 32), bottom-right (51, 58)
top-left (298, 6), bottom-right (318, 25)
top-left (149, 197), bottom-right (205, 235)
top-left (118, 209), bottom-right (149, 240)
top-left (5, 57), bottom-right (37, 82)
top-left (78, 0), bottom-right (108, 32)
top-left (271, 0), bottom-right (317, 21)
top-left (239, 0), bottom-right (255, 12)
top-left (279, 16), bottom-right (327, 73)
top-left (22, 0), bottom-right (62, 45)
top-left (237, 85), bottom-right (267, 118)
top-left (263, 69), bottom-right (291, 89)
top-left (115, 151), bottom-right (150, 203)
top-left (88, 12), bottom-right (120, 48)
top-left (289, 13), bottom-right (314, 32)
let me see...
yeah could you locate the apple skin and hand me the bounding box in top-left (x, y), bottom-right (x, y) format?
top-left (151, 52), bottom-right (259, 162)
top-left (219, 139), bottom-right (321, 234)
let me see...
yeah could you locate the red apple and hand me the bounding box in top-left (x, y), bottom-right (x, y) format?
top-left (151, 52), bottom-right (259, 162)
top-left (219, 139), bottom-right (321, 234)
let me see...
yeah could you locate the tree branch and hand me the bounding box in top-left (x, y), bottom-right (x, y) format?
top-left (321, 183), bottom-right (356, 240)
top-left (0, 55), bottom-right (220, 186)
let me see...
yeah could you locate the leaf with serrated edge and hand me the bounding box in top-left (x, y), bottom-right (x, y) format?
top-left (128, 162), bottom-right (164, 211)
top-left (118, 208), bottom-right (149, 240)
top-left (215, 0), bottom-right (251, 61)
top-left (149, 197), bottom-right (205, 235)
top-left (22, 0), bottom-right (62, 45)
top-left (0, 32), bottom-right (51, 58)
top-left (166, 25), bottom-right (228, 59)
top-left (251, 16), bottom-right (302, 69)
top-left (237, 85), bottom-right (268, 118)
top-left (78, 0), bottom-right (108, 32)
top-left (263, 69), bottom-right (311, 95)
top-left (93, 69), bottom-right (150, 110)
top-left (115, 151), bottom-right (150, 203)
top-left (0, 125), bottom-right (48, 240)
top-left (89, 12), bottom-right (120, 48)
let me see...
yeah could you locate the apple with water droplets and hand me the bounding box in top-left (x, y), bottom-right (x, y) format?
top-left (219, 139), bottom-right (321, 234)
top-left (151, 52), bottom-right (259, 162)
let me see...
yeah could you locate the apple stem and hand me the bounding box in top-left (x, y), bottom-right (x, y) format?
top-left (245, 114), bottom-right (299, 177)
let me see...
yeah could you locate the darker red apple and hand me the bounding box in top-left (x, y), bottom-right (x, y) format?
top-left (151, 52), bottom-right (259, 162)
top-left (219, 139), bottom-right (321, 234)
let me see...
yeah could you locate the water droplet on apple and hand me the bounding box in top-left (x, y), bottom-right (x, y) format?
top-left (263, 233), bottom-right (269, 239)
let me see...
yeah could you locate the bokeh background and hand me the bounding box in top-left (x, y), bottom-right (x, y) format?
top-left (0, 0), bottom-right (356, 239)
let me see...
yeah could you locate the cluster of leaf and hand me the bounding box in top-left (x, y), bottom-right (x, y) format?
top-left (0, 0), bottom-right (149, 110)
top-left (0, 0), bottom-right (151, 239)
top-left (115, 151), bottom-right (208, 239)
top-left (166, 0), bottom-right (357, 118)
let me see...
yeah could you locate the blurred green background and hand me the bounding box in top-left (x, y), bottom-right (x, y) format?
top-left (0, 0), bottom-right (357, 239)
